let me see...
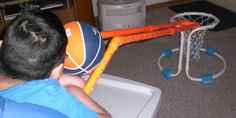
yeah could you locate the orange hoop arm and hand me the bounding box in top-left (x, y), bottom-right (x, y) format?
top-left (83, 20), bottom-right (199, 95)
top-left (100, 20), bottom-right (196, 39)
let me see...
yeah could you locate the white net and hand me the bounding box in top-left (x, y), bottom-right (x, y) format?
top-left (170, 12), bottom-right (220, 60)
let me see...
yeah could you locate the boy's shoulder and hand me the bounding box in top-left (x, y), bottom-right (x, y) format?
top-left (0, 78), bottom-right (98, 118)
top-left (0, 78), bottom-right (60, 98)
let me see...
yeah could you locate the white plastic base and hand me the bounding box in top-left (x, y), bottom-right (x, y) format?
top-left (84, 74), bottom-right (161, 118)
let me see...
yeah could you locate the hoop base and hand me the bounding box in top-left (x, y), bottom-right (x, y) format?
top-left (158, 48), bottom-right (226, 84)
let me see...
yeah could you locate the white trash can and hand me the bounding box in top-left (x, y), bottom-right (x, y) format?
top-left (98, 0), bottom-right (146, 31)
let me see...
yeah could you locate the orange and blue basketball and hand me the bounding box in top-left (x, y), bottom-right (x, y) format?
top-left (63, 21), bottom-right (105, 76)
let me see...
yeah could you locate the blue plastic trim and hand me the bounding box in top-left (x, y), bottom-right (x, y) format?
top-left (205, 48), bottom-right (217, 57)
top-left (201, 74), bottom-right (213, 84)
top-left (161, 68), bottom-right (173, 80)
top-left (161, 48), bottom-right (173, 58)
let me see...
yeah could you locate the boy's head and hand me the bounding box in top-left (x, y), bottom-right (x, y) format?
top-left (0, 10), bottom-right (67, 81)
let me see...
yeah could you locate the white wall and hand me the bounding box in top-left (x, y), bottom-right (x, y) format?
top-left (92, 0), bottom-right (172, 17)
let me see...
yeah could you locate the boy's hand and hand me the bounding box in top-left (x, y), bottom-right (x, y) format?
top-left (0, 40), bottom-right (2, 47)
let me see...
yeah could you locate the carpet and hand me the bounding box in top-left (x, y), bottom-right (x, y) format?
top-left (168, 0), bottom-right (236, 31)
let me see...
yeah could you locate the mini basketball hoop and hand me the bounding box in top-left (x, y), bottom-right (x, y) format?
top-left (158, 12), bottom-right (226, 84)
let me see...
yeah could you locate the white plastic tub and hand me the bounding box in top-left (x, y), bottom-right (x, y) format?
top-left (84, 74), bottom-right (162, 118)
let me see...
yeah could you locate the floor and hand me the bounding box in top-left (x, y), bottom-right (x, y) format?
top-left (102, 1), bottom-right (236, 118)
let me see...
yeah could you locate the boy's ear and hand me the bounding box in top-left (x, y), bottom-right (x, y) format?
top-left (50, 63), bottom-right (64, 80)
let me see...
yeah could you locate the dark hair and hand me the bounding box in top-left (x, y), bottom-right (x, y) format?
top-left (0, 10), bottom-right (67, 81)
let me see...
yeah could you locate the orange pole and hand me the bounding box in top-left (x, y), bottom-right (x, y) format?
top-left (83, 37), bottom-right (121, 95)
top-left (83, 21), bottom-right (200, 95)
top-left (100, 20), bottom-right (197, 39)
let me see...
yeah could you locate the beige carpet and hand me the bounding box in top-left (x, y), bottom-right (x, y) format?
top-left (103, 4), bottom-right (236, 118)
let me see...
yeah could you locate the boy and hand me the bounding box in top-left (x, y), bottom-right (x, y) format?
top-left (0, 10), bottom-right (111, 118)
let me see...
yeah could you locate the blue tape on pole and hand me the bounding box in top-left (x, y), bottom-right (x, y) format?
top-left (205, 48), bottom-right (217, 57)
top-left (161, 68), bottom-right (173, 80)
top-left (161, 48), bottom-right (173, 58)
top-left (201, 73), bottom-right (213, 84)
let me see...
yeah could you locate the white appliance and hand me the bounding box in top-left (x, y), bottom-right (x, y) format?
top-left (98, 0), bottom-right (146, 31)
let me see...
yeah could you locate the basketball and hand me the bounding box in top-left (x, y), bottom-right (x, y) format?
top-left (63, 21), bottom-right (105, 76)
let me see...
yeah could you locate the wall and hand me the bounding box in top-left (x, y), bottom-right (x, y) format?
top-left (92, 0), bottom-right (172, 16)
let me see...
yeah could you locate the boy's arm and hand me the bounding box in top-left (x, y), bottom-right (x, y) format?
top-left (58, 74), bottom-right (111, 117)
top-left (66, 85), bottom-right (112, 118)
top-left (59, 74), bottom-right (86, 88)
